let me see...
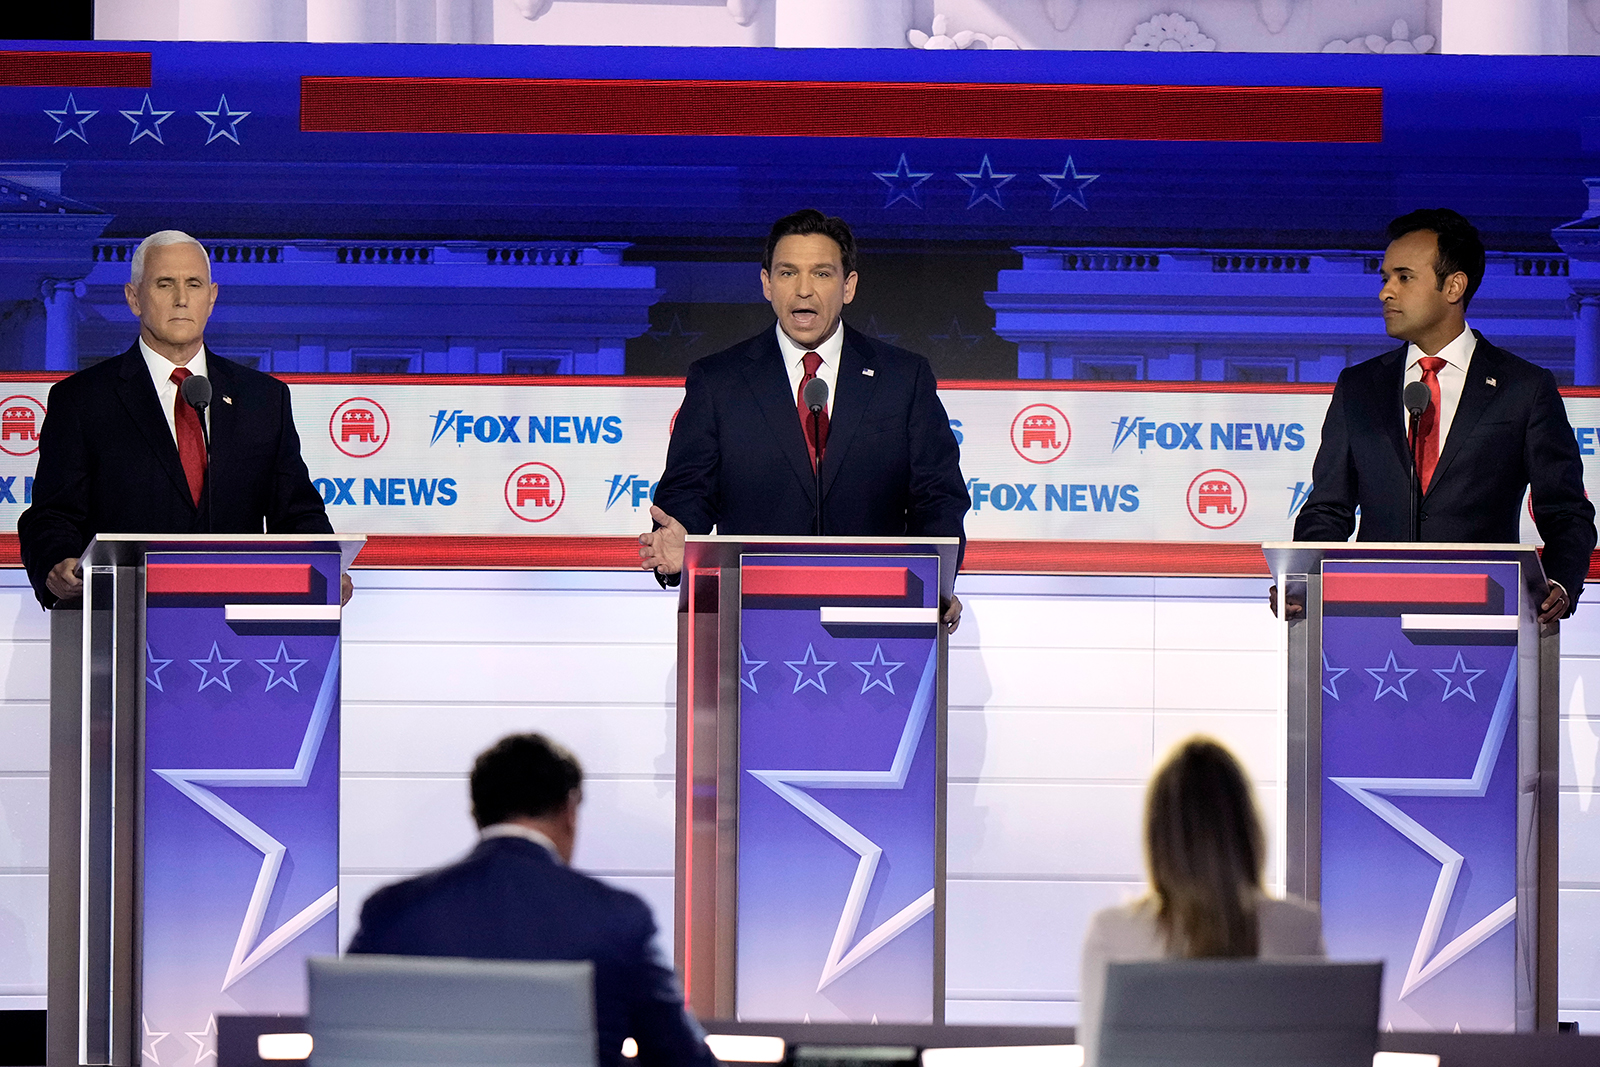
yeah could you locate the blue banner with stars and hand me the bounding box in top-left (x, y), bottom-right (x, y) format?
top-left (140, 550), bottom-right (343, 1064)
top-left (735, 553), bottom-right (942, 1023)
top-left (1319, 559), bottom-right (1520, 1031)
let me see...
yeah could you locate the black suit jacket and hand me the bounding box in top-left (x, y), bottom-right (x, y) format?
top-left (17, 343), bottom-right (333, 606)
top-left (653, 324), bottom-right (969, 565)
top-left (1295, 333), bottom-right (1596, 602)
top-left (347, 836), bottom-right (715, 1067)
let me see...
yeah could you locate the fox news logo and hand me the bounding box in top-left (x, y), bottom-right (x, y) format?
top-left (966, 477), bottom-right (1139, 513)
top-left (605, 474), bottom-right (658, 510)
top-left (430, 411), bottom-right (624, 446)
top-left (1112, 417), bottom-right (1305, 453)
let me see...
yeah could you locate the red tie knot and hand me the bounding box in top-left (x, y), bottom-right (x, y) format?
top-left (1418, 356), bottom-right (1446, 376)
top-left (802, 352), bottom-right (822, 378)
top-left (170, 366), bottom-right (192, 386)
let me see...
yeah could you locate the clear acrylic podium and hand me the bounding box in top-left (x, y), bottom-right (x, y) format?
top-left (674, 534), bottom-right (959, 1024)
top-left (1264, 542), bottom-right (1558, 1033)
top-left (48, 533), bottom-right (363, 1067)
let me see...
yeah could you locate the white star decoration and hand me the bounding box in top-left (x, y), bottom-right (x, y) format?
top-left (1321, 650), bottom-right (1349, 700)
top-left (1434, 651), bottom-right (1487, 702)
top-left (141, 1014), bottom-right (169, 1064)
top-left (183, 1014), bottom-right (218, 1064)
top-left (955, 154), bottom-right (1014, 209)
top-left (121, 93), bottom-right (174, 145)
top-left (1328, 657), bottom-right (1517, 1000)
top-left (749, 646), bottom-right (938, 992)
top-left (785, 643), bottom-right (835, 694)
top-left (153, 640), bottom-right (341, 991)
top-left (852, 644), bottom-right (905, 695)
top-left (147, 643), bottom-right (173, 692)
top-left (195, 94), bottom-right (250, 145)
top-left (190, 642), bottom-right (241, 692)
top-left (257, 641), bottom-right (309, 693)
top-left (740, 643), bottom-right (766, 693)
top-left (44, 93), bottom-right (97, 144)
top-left (1039, 156), bottom-right (1099, 210)
top-left (1366, 650), bottom-right (1417, 701)
top-left (872, 153), bottom-right (933, 209)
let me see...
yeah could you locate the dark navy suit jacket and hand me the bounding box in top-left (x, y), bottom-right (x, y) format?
top-left (17, 343), bottom-right (332, 607)
top-left (652, 324), bottom-right (969, 564)
top-left (1295, 333), bottom-right (1596, 602)
top-left (347, 837), bottom-right (714, 1067)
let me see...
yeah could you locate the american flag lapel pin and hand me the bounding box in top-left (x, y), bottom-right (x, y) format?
top-left (862, 368), bottom-right (875, 377)
top-left (1486, 377), bottom-right (1496, 387)
top-left (223, 395), bottom-right (234, 404)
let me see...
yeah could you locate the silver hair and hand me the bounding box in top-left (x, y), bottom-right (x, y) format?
top-left (129, 230), bottom-right (211, 287)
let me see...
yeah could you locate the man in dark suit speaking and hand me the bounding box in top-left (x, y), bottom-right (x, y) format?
top-left (638, 209), bottom-right (970, 629)
top-left (1294, 209), bottom-right (1596, 622)
top-left (348, 733), bottom-right (716, 1067)
top-left (18, 230), bottom-right (341, 608)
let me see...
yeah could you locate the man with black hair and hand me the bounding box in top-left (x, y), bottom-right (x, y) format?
top-left (638, 208), bottom-right (970, 629)
top-left (347, 733), bottom-right (715, 1067)
top-left (1295, 208), bottom-right (1595, 621)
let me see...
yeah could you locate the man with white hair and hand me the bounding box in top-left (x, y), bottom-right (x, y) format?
top-left (18, 230), bottom-right (340, 608)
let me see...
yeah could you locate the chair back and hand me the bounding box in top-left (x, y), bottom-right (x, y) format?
top-left (308, 954), bottom-right (597, 1067)
top-left (1098, 959), bottom-right (1382, 1067)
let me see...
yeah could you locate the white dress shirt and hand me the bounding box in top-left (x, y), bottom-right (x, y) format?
top-left (1400, 323), bottom-right (1476, 449)
top-left (776, 322), bottom-right (841, 417)
top-left (479, 821), bottom-right (564, 864)
top-left (139, 337), bottom-right (210, 442)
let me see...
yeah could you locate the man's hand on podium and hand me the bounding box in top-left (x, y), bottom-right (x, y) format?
top-left (341, 572), bottom-right (354, 607)
top-left (942, 595), bottom-right (962, 634)
top-left (639, 505), bottom-right (686, 576)
top-left (1539, 581), bottom-right (1570, 624)
top-left (47, 557), bottom-right (83, 602)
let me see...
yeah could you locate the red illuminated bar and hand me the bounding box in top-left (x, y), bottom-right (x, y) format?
top-left (146, 563), bottom-right (316, 597)
top-left (1322, 572), bottom-right (1490, 605)
top-left (742, 565), bottom-right (909, 598)
top-left (0, 50), bottom-right (151, 87)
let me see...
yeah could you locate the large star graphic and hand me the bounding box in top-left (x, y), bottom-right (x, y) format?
top-left (872, 153), bottom-right (933, 209)
top-left (257, 641), bottom-right (310, 693)
top-left (955, 154), bottom-right (1014, 209)
top-left (147, 643), bottom-right (174, 692)
top-left (190, 642), bottom-right (241, 692)
top-left (195, 94), bottom-right (250, 145)
top-left (1039, 156), bottom-right (1099, 210)
top-left (141, 1014), bottom-right (170, 1064)
top-left (1322, 651), bottom-right (1349, 701)
top-left (44, 93), bottom-right (98, 144)
top-left (183, 1014), bottom-right (218, 1064)
top-left (1433, 652), bottom-right (1487, 702)
top-left (852, 644), bottom-right (905, 694)
top-left (1366, 650), bottom-right (1417, 701)
top-left (740, 643), bottom-right (766, 693)
top-left (121, 93), bottom-right (174, 144)
top-left (153, 641), bottom-right (341, 991)
top-left (748, 645), bottom-right (938, 991)
top-left (785, 643), bottom-right (835, 694)
top-left (1328, 658), bottom-right (1517, 999)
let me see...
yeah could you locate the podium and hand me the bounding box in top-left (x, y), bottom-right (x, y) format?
top-left (46, 534), bottom-right (363, 1067)
top-left (1264, 542), bottom-right (1558, 1033)
top-left (673, 535), bottom-right (959, 1024)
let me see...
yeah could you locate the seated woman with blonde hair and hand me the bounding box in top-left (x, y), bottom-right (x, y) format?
top-left (1077, 737), bottom-right (1324, 1066)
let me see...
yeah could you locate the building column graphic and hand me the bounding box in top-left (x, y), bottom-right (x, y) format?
top-left (1440, 0), bottom-right (1567, 54)
top-left (774, 0), bottom-right (909, 47)
top-left (42, 280), bottom-right (85, 373)
top-left (1554, 179), bottom-right (1600, 386)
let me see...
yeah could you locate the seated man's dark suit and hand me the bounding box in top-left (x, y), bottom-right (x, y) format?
top-left (347, 835), bottom-right (714, 1067)
top-left (18, 343), bottom-right (333, 607)
top-left (1295, 331), bottom-right (1596, 602)
top-left (653, 324), bottom-right (968, 558)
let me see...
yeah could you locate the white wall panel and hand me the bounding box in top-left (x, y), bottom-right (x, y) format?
top-left (949, 710), bottom-right (1152, 783)
top-left (1152, 650), bottom-right (1280, 711)
top-left (0, 777), bottom-right (49, 868)
top-left (0, 705), bottom-right (48, 773)
top-left (951, 648), bottom-right (1154, 710)
top-left (1151, 711), bottom-right (1281, 785)
top-left (954, 596), bottom-right (1155, 651)
top-left (944, 998), bottom-right (1075, 1025)
top-left (1152, 599), bottom-right (1280, 652)
top-left (1562, 888), bottom-right (1600, 1004)
top-left (0, 872), bottom-right (47, 994)
top-left (345, 642), bottom-right (677, 705)
top-left (947, 782), bottom-right (1146, 880)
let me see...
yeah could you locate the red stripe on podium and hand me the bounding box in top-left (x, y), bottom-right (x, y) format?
top-left (300, 77), bottom-right (1383, 143)
top-left (0, 50), bottom-right (151, 87)
top-left (742, 566), bottom-right (909, 598)
top-left (146, 563), bottom-right (316, 596)
top-left (1322, 572), bottom-right (1490, 605)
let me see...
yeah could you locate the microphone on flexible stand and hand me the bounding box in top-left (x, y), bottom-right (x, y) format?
top-left (181, 373), bottom-right (214, 534)
top-left (803, 377), bottom-right (829, 537)
top-left (1403, 380), bottom-right (1431, 543)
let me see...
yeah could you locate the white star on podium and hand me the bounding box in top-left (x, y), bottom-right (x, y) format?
top-left (257, 641), bottom-right (309, 693)
top-left (852, 644), bottom-right (905, 695)
top-left (785, 643), bottom-right (835, 694)
top-left (190, 642), bottom-right (241, 692)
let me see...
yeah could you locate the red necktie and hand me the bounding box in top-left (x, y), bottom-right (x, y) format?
top-left (1415, 356), bottom-right (1446, 494)
top-left (796, 352), bottom-right (830, 471)
top-left (169, 366), bottom-right (207, 506)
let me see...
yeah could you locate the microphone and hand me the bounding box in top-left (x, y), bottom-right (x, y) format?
top-left (181, 374), bottom-right (213, 533)
top-left (1403, 380), bottom-right (1431, 542)
top-left (802, 377), bottom-right (828, 537)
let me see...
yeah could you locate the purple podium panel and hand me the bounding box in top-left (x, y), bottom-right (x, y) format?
top-left (736, 554), bottom-right (941, 1023)
top-left (1320, 560), bottom-right (1520, 1031)
top-left (141, 551), bottom-right (343, 1056)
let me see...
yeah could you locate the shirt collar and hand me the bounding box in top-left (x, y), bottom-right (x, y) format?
top-left (775, 320), bottom-right (846, 369)
top-left (139, 336), bottom-right (208, 383)
top-left (479, 821), bottom-right (564, 864)
top-left (1406, 323), bottom-right (1476, 373)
